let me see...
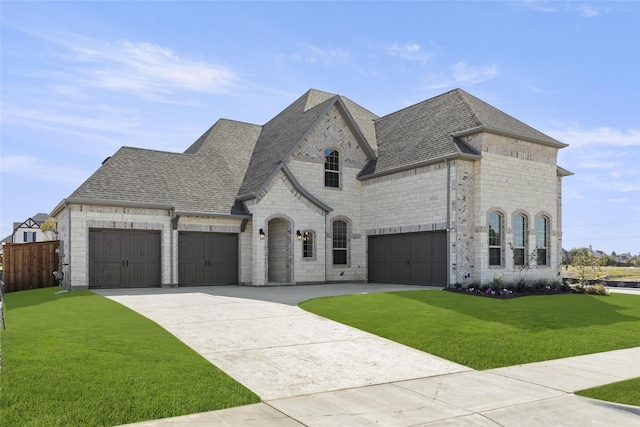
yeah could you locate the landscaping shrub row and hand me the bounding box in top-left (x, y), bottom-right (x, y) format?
top-left (449, 279), bottom-right (611, 298)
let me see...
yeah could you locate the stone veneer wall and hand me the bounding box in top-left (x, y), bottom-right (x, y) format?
top-left (58, 204), bottom-right (246, 290)
top-left (53, 208), bottom-right (71, 289)
top-left (451, 159), bottom-right (476, 285)
top-left (465, 133), bottom-right (562, 284)
top-left (246, 105), bottom-right (370, 285)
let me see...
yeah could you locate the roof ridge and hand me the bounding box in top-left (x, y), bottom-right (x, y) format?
top-left (304, 89), bottom-right (338, 112)
top-left (376, 88), bottom-right (463, 121)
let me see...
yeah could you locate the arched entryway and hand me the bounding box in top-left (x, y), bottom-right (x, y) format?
top-left (267, 217), bottom-right (293, 284)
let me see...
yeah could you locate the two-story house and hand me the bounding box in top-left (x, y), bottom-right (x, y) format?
top-left (51, 88), bottom-right (571, 290)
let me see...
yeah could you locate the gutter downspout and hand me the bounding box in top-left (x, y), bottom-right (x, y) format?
top-left (169, 209), bottom-right (179, 287)
top-left (324, 212), bottom-right (328, 284)
top-left (446, 159), bottom-right (451, 288)
top-left (66, 201), bottom-right (71, 290)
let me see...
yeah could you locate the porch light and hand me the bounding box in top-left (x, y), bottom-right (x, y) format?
top-left (259, 229), bottom-right (265, 239)
top-left (296, 230), bottom-right (302, 240)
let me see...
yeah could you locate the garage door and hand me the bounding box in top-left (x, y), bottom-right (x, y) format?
top-left (368, 231), bottom-right (446, 286)
top-left (89, 229), bottom-right (161, 288)
top-left (178, 232), bottom-right (238, 285)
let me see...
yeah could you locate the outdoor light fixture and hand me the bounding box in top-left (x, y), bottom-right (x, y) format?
top-left (296, 230), bottom-right (302, 240)
top-left (259, 229), bottom-right (265, 239)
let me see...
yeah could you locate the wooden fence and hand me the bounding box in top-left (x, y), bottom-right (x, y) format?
top-left (2, 241), bottom-right (60, 293)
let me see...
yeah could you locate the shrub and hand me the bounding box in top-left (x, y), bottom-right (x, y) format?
top-left (583, 284), bottom-right (610, 296)
top-left (490, 275), bottom-right (506, 289)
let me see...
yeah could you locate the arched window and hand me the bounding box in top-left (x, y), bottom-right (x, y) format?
top-left (324, 148), bottom-right (340, 188)
top-left (332, 219), bottom-right (348, 265)
top-left (536, 215), bottom-right (550, 266)
top-left (488, 211), bottom-right (504, 266)
top-left (302, 230), bottom-right (315, 259)
top-left (513, 213), bottom-right (528, 266)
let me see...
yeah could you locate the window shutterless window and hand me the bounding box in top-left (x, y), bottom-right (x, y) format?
top-left (332, 220), bottom-right (348, 265)
top-left (302, 231), bottom-right (314, 259)
top-left (536, 216), bottom-right (549, 266)
top-left (324, 149), bottom-right (340, 188)
top-left (513, 214), bottom-right (527, 266)
top-left (488, 212), bottom-right (503, 266)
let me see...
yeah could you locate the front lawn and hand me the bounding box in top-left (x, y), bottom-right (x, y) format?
top-left (300, 290), bottom-right (640, 370)
top-left (576, 378), bottom-right (640, 407)
top-left (0, 288), bottom-right (260, 427)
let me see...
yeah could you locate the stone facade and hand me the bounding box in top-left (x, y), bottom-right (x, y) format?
top-left (51, 89), bottom-right (568, 290)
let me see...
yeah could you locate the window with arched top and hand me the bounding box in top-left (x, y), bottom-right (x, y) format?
top-left (536, 215), bottom-right (550, 266)
top-left (488, 211), bottom-right (504, 266)
top-left (513, 213), bottom-right (528, 266)
top-left (324, 148), bottom-right (340, 188)
top-left (332, 219), bottom-right (348, 265)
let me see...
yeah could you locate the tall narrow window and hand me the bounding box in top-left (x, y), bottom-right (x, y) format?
top-left (324, 149), bottom-right (340, 188)
top-left (302, 231), bottom-right (314, 259)
top-left (332, 220), bottom-right (348, 265)
top-left (488, 212), bottom-right (503, 266)
top-left (513, 214), bottom-right (527, 266)
top-left (536, 216), bottom-right (549, 266)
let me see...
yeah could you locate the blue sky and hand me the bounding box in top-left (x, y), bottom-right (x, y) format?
top-left (1, 1), bottom-right (639, 255)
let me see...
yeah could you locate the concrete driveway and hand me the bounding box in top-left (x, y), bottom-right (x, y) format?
top-left (94, 284), bottom-right (640, 426)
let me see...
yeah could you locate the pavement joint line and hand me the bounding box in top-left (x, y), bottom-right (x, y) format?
top-left (198, 336), bottom-right (389, 355)
top-left (262, 401), bottom-right (309, 427)
top-left (154, 311), bottom-right (313, 325)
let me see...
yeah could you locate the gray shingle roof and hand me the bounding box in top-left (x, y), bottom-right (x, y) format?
top-left (62, 88), bottom-right (567, 216)
top-left (69, 119), bottom-right (260, 215)
top-left (365, 88), bottom-right (564, 176)
top-left (237, 89), bottom-right (377, 198)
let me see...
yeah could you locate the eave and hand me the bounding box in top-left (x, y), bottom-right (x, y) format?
top-left (452, 125), bottom-right (568, 148)
top-left (358, 152), bottom-right (481, 181)
top-left (237, 162), bottom-right (333, 213)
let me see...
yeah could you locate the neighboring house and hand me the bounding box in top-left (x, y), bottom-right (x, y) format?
top-left (51, 88), bottom-right (572, 290)
top-left (1, 213), bottom-right (51, 267)
top-left (4, 213), bottom-right (51, 244)
top-left (612, 252), bottom-right (633, 264)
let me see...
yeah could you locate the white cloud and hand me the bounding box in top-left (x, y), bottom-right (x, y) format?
top-left (556, 126), bottom-right (640, 196)
top-left (70, 40), bottom-right (237, 97)
top-left (453, 62), bottom-right (498, 84)
top-left (290, 44), bottom-right (350, 65)
top-left (578, 174), bottom-right (640, 192)
top-left (3, 103), bottom-right (141, 132)
top-left (1, 155), bottom-right (90, 185)
top-left (575, 3), bottom-right (600, 18)
top-left (549, 126), bottom-right (640, 148)
top-left (423, 62), bottom-right (499, 89)
top-left (386, 42), bottom-right (432, 62)
top-left (520, 1), bottom-right (558, 13)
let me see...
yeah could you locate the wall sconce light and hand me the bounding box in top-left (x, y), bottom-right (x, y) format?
top-left (296, 230), bottom-right (302, 240)
top-left (259, 229), bottom-right (265, 239)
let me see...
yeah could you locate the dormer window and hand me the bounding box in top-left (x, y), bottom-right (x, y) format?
top-left (324, 148), bottom-right (340, 188)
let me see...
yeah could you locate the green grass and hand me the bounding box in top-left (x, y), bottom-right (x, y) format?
top-left (0, 288), bottom-right (260, 427)
top-left (300, 290), bottom-right (640, 370)
top-left (576, 378), bottom-right (640, 406)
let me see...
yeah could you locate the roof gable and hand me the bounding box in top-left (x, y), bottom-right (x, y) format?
top-left (237, 89), bottom-right (377, 199)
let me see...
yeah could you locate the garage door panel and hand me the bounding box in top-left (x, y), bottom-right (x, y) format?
top-left (368, 231), bottom-right (446, 286)
top-left (89, 230), bottom-right (161, 289)
top-left (179, 232), bottom-right (238, 286)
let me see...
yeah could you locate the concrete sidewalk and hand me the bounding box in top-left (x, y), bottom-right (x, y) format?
top-left (94, 285), bottom-right (640, 426)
